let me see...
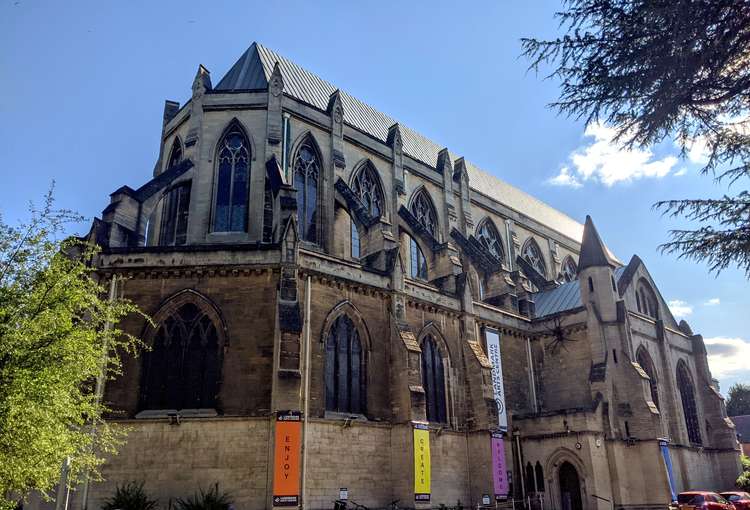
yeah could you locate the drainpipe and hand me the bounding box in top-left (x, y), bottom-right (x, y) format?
top-left (282, 113), bottom-right (291, 182)
top-left (301, 276), bottom-right (312, 508)
top-left (79, 275), bottom-right (118, 510)
top-left (525, 337), bottom-right (538, 413)
top-left (505, 220), bottom-right (514, 271)
top-left (513, 429), bottom-right (526, 502)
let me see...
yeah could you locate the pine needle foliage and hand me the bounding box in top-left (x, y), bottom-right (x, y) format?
top-left (0, 187), bottom-right (143, 509)
top-left (522, 0), bottom-right (750, 277)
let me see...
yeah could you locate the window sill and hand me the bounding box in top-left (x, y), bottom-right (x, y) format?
top-left (324, 411), bottom-right (368, 422)
top-left (135, 408), bottom-right (218, 419)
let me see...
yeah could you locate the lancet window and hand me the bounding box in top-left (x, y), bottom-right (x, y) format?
top-left (410, 189), bottom-right (438, 237)
top-left (561, 256), bottom-right (578, 282)
top-left (214, 125), bottom-right (250, 232)
top-left (421, 334), bottom-right (447, 423)
top-left (636, 347), bottom-right (660, 410)
top-left (677, 361), bottom-right (702, 445)
top-left (523, 239), bottom-right (547, 277)
top-left (159, 182), bottom-right (191, 246)
top-left (293, 138), bottom-right (320, 243)
top-left (352, 162), bottom-right (384, 219)
top-left (476, 219), bottom-right (504, 264)
top-left (325, 314), bottom-right (366, 414)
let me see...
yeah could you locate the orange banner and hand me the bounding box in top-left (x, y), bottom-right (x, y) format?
top-left (273, 411), bottom-right (301, 507)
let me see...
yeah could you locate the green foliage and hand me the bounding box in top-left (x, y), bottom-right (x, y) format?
top-left (0, 188), bottom-right (143, 509)
top-left (174, 485), bottom-right (232, 510)
top-left (522, 0), bottom-right (750, 277)
top-left (727, 383), bottom-right (750, 417)
top-left (737, 455), bottom-right (750, 491)
top-left (101, 481), bottom-right (158, 510)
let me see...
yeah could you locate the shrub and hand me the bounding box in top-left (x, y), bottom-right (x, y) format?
top-left (101, 481), bottom-right (157, 510)
top-left (174, 485), bottom-right (232, 510)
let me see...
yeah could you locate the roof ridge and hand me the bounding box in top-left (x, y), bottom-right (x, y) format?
top-left (217, 42), bottom-right (585, 243)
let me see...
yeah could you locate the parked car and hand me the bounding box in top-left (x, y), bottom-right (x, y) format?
top-left (676, 492), bottom-right (734, 510)
top-left (720, 492), bottom-right (750, 510)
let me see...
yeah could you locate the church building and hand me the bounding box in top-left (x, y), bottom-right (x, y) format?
top-left (66, 43), bottom-right (740, 510)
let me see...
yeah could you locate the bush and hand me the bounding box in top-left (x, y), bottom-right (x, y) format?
top-left (102, 481), bottom-right (157, 510)
top-left (738, 455), bottom-right (750, 490)
top-left (174, 485), bottom-right (232, 510)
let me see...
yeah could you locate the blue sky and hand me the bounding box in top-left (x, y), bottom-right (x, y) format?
top-left (1, 1), bottom-right (747, 391)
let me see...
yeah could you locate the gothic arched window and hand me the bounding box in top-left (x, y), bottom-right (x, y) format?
top-left (167, 137), bottom-right (183, 169)
top-left (352, 162), bottom-right (384, 219)
top-left (409, 235), bottom-right (428, 280)
top-left (637, 279), bottom-right (659, 319)
top-left (214, 125), bottom-right (250, 232)
top-left (637, 347), bottom-right (660, 410)
top-left (561, 256), bottom-right (578, 282)
top-left (140, 301), bottom-right (221, 411)
top-left (476, 219), bottom-right (504, 264)
top-left (525, 462), bottom-right (535, 494)
top-left (523, 239), bottom-right (547, 278)
top-left (159, 182), bottom-right (191, 246)
top-left (677, 361), bottom-right (702, 445)
top-left (325, 314), bottom-right (366, 414)
top-left (410, 189), bottom-right (438, 237)
top-left (535, 461), bottom-right (545, 492)
top-left (293, 137), bottom-right (321, 243)
top-left (421, 334), bottom-right (447, 423)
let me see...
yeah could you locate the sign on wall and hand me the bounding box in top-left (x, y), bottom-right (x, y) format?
top-left (491, 432), bottom-right (509, 499)
top-left (273, 411), bottom-right (302, 507)
top-left (485, 329), bottom-right (508, 431)
top-left (413, 422), bottom-right (431, 503)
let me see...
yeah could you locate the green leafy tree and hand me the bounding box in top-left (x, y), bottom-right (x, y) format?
top-left (738, 455), bottom-right (750, 490)
top-left (727, 383), bottom-right (750, 417)
top-left (522, 0), bottom-right (750, 277)
top-left (0, 189), bottom-right (141, 509)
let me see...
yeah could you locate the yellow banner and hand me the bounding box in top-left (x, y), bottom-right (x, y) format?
top-left (413, 423), bottom-right (431, 503)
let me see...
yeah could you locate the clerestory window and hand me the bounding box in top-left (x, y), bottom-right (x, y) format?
top-left (352, 162), bottom-right (384, 219)
top-left (410, 189), bottom-right (438, 237)
top-left (293, 138), bottom-right (320, 243)
top-left (476, 218), bottom-right (505, 264)
top-left (214, 125), bottom-right (250, 232)
top-left (159, 182), bottom-right (191, 246)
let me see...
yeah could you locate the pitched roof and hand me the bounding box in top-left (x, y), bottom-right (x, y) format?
top-left (214, 42), bottom-right (585, 243)
top-left (533, 265), bottom-right (627, 318)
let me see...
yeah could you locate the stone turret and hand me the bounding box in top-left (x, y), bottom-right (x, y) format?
top-left (578, 216), bottom-right (619, 323)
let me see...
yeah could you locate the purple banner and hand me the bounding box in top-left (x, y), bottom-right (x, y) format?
top-left (491, 434), bottom-right (509, 497)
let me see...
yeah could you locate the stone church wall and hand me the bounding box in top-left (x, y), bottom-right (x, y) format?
top-left (105, 271), bottom-right (278, 417)
top-left (74, 418), bottom-right (271, 510)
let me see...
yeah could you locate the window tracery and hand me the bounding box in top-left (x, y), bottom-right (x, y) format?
top-left (293, 138), bottom-right (320, 243)
top-left (561, 257), bottom-right (578, 282)
top-left (325, 314), bottom-right (366, 414)
top-left (523, 239), bottom-right (547, 277)
top-left (476, 219), bottom-right (504, 263)
top-left (637, 280), bottom-right (659, 319)
top-left (140, 301), bottom-right (221, 411)
top-left (677, 361), bottom-right (702, 445)
top-left (410, 189), bottom-right (438, 237)
top-left (159, 182), bottom-right (191, 246)
top-left (351, 162), bottom-right (384, 219)
top-left (214, 126), bottom-right (250, 232)
top-left (421, 334), bottom-right (447, 423)
top-left (167, 137), bottom-right (183, 169)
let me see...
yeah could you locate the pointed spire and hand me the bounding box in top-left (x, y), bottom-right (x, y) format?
top-left (578, 215), bottom-right (613, 270)
top-left (268, 62), bottom-right (284, 97)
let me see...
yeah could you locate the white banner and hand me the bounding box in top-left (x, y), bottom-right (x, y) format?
top-left (485, 329), bottom-right (508, 431)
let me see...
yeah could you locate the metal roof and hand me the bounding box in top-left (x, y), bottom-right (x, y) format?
top-left (533, 266), bottom-right (628, 318)
top-left (214, 43), bottom-right (585, 243)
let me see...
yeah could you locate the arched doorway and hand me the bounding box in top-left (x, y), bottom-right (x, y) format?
top-left (559, 461), bottom-right (582, 510)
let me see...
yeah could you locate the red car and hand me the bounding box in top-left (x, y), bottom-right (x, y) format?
top-left (720, 492), bottom-right (750, 510)
top-left (676, 492), bottom-right (734, 510)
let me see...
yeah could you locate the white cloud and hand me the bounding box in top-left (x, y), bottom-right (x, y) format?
top-left (673, 167), bottom-right (688, 177)
top-left (547, 166), bottom-right (582, 188)
top-left (549, 122), bottom-right (679, 187)
top-left (668, 299), bottom-right (693, 318)
top-left (704, 298), bottom-right (721, 306)
top-left (704, 337), bottom-right (750, 379)
top-left (686, 136), bottom-right (710, 165)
